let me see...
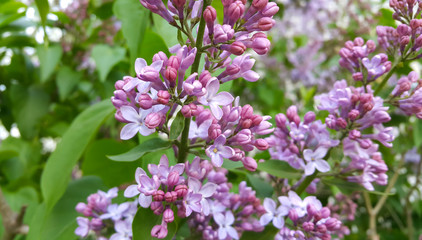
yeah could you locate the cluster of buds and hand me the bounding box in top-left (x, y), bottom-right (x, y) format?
top-left (339, 37), bottom-right (391, 83)
top-left (390, 71), bottom-right (422, 118)
top-left (261, 191), bottom-right (343, 240)
top-left (184, 97), bottom-right (273, 170)
top-left (74, 188), bottom-right (138, 239)
top-left (188, 167), bottom-right (265, 239)
top-left (266, 106), bottom-right (339, 176)
top-left (389, 0), bottom-right (422, 23)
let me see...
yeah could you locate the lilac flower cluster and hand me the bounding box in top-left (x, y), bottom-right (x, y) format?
top-left (75, 188), bottom-right (138, 240)
top-left (260, 191), bottom-right (343, 240)
top-left (390, 71), bottom-right (422, 118)
top-left (187, 167), bottom-right (265, 239)
top-left (339, 37), bottom-right (391, 83)
top-left (266, 106), bottom-right (339, 176)
top-left (316, 80), bottom-right (394, 190)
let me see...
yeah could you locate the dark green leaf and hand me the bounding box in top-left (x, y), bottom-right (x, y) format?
top-left (91, 44), bottom-right (126, 82)
top-left (247, 174), bottom-right (273, 198)
top-left (40, 100), bottom-right (114, 212)
top-left (240, 226), bottom-right (278, 240)
top-left (56, 66), bottom-right (82, 101)
top-left (139, 29), bottom-right (170, 62)
top-left (108, 138), bottom-right (172, 162)
top-left (37, 44), bottom-right (63, 83)
top-left (0, 35), bottom-right (35, 47)
top-left (132, 207), bottom-right (177, 240)
top-left (258, 160), bottom-right (301, 179)
top-left (169, 112), bottom-right (185, 140)
top-left (34, 0), bottom-right (49, 27)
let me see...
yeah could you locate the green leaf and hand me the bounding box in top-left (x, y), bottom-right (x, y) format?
top-left (113, 0), bottom-right (148, 71)
top-left (169, 112), bottom-right (185, 140)
top-left (91, 44), bottom-right (126, 82)
top-left (140, 29), bottom-right (170, 62)
top-left (413, 119), bottom-right (422, 148)
top-left (258, 160), bottom-right (301, 179)
top-left (0, 35), bottom-right (35, 47)
top-left (222, 160), bottom-right (243, 170)
top-left (108, 138), bottom-right (172, 162)
top-left (56, 66), bottom-right (82, 101)
top-left (247, 174), bottom-right (273, 198)
top-left (151, 14), bottom-right (178, 49)
top-left (40, 100), bottom-right (114, 212)
top-left (37, 44), bottom-right (62, 83)
top-left (240, 226), bottom-right (278, 240)
top-left (34, 0), bottom-right (49, 27)
top-left (322, 178), bottom-right (395, 196)
top-left (132, 207), bottom-right (177, 240)
top-left (82, 139), bottom-right (144, 187)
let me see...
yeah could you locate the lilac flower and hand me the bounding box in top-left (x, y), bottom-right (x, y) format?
top-left (75, 217), bottom-right (90, 237)
top-left (278, 191), bottom-right (321, 218)
top-left (185, 157), bottom-right (207, 180)
top-left (189, 119), bottom-right (213, 139)
top-left (405, 147), bottom-right (421, 164)
top-left (362, 55), bottom-right (389, 81)
top-left (123, 167), bottom-right (154, 208)
top-left (183, 192), bottom-right (203, 216)
top-left (110, 219), bottom-right (133, 240)
top-left (198, 79), bottom-right (234, 119)
top-left (259, 198), bottom-right (288, 229)
top-left (219, 54), bottom-right (260, 83)
top-left (303, 147), bottom-right (331, 176)
top-left (206, 135), bottom-right (235, 167)
top-left (100, 203), bottom-right (130, 221)
top-left (214, 211), bottom-right (239, 240)
top-left (148, 154), bottom-right (185, 185)
top-left (120, 106), bottom-right (155, 140)
top-left (188, 178), bottom-right (217, 215)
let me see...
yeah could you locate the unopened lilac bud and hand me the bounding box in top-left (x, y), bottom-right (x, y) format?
top-left (241, 119), bottom-right (253, 128)
top-left (90, 218), bottom-right (103, 231)
top-left (227, 108), bottom-right (240, 122)
top-left (415, 35), bottom-right (422, 48)
top-left (252, 37), bottom-right (270, 55)
top-left (76, 203), bottom-right (88, 214)
top-left (258, 17), bottom-right (275, 31)
top-left (234, 129), bottom-right (252, 145)
top-left (320, 207), bottom-right (331, 218)
top-left (165, 191), bottom-right (178, 202)
top-left (199, 70), bottom-right (212, 86)
top-left (348, 129), bottom-right (361, 140)
top-left (275, 113), bottom-right (287, 128)
top-left (316, 224), bottom-right (327, 233)
top-left (321, 234), bottom-right (331, 240)
top-left (397, 24), bottom-right (411, 36)
top-left (241, 222), bottom-right (253, 231)
top-left (151, 201), bottom-right (164, 215)
top-left (366, 40), bottom-right (376, 52)
top-left (153, 51), bottom-right (168, 65)
top-left (145, 113), bottom-right (162, 129)
top-left (138, 93), bottom-right (153, 109)
top-left (241, 205), bottom-right (254, 215)
top-left (230, 41), bottom-right (246, 55)
top-left (255, 139), bottom-right (269, 150)
top-left (242, 157), bottom-right (257, 171)
top-left (307, 204), bottom-right (318, 217)
top-left (153, 190), bottom-right (165, 201)
top-left (172, 0), bottom-right (185, 8)
top-left (222, 0), bottom-right (233, 7)
top-left (410, 19), bottom-right (421, 29)
top-left (358, 138), bottom-right (373, 149)
top-left (303, 222), bottom-right (314, 232)
top-left (288, 209), bottom-right (298, 222)
top-left (208, 124), bottom-right (222, 140)
top-left (165, 67), bottom-right (178, 84)
top-left (400, 36), bottom-right (410, 46)
top-left (167, 171), bottom-right (180, 187)
top-left (260, 2), bottom-right (279, 17)
top-left (304, 111), bottom-right (316, 124)
top-left (230, 148), bottom-right (245, 161)
top-left (163, 208), bottom-right (175, 223)
top-left (228, 1), bottom-right (245, 23)
top-left (115, 80), bottom-right (125, 90)
top-left (151, 225), bottom-right (168, 239)
top-left (288, 143), bottom-right (299, 154)
top-left (363, 102), bottom-right (374, 112)
top-left (168, 56), bottom-right (180, 69)
top-left (251, 115), bottom-right (263, 126)
top-left (348, 109), bottom-right (360, 121)
top-left (252, 0), bottom-right (268, 10)
top-left (115, 110), bottom-right (127, 123)
top-left (204, 6), bottom-right (217, 34)
top-left (352, 72), bottom-right (363, 81)
top-left (181, 105), bottom-right (193, 118)
top-left (175, 185), bottom-right (188, 198)
top-left (325, 218), bottom-right (340, 231)
top-left (241, 105), bottom-right (254, 119)
top-left (336, 118), bottom-right (347, 129)
top-left (157, 90), bottom-right (170, 104)
top-left (354, 37), bottom-right (364, 46)
top-left (286, 106), bottom-right (298, 122)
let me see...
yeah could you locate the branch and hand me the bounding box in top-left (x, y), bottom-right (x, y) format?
top-left (0, 186), bottom-right (28, 240)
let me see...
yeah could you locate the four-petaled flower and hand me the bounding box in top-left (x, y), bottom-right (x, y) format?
top-left (214, 211), bottom-right (239, 240)
top-left (198, 79), bottom-right (234, 119)
top-left (303, 147), bottom-right (331, 176)
top-left (120, 106), bottom-right (155, 140)
top-left (259, 198), bottom-right (288, 229)
top-left (206, 135), bottom-right (235, 167)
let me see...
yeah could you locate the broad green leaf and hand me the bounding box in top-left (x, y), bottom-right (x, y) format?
top-left (0, 11), bottom-right (26, 28)
top-left (247, 174), bottom-right (273, 198)
top-left (211, 0), bottom-right (224, 23)
top-left (413, 119), bottom-right (422, 148)
top-left (108, 138), bottom-right (172, 162)
top-left (56, 66), bottom-right (82, 101)
top-left (222, 160), bottom-right (243, 170)
top-left (151, 14), bottom-right (178, 50)
top-left (34, 0), bottom-right (49, 27)
top-left (91, 44), bottom-right (126, 82)
top-left (257, 160), bottom-right (301, 179)
top-left (37, 44), bottom-right (62, 83)
top-left (0, 1), bottom-right (27, 14)
top-left (140, 29), bottom-right (170, 62)
top-left (0, 35), bottom-right (35, 47)
top-left (132, 207), bottom-right (177, 240)
top-left (113, 0), bottom-right (148, 71)
top-left (169, 112), bottom-right (185, 140)
top-left (27, 176), bottom-right (105, 240)
top-left (240, 226), bottom-right (278, 240)
top-left (82, 139), bottom-right (143, 187)
top-left (41, 100), bottom-right (114, 212)
top-left (322, 178), bottom-right (395, 196)
top-left (0, 149), bottom-right (18, 162)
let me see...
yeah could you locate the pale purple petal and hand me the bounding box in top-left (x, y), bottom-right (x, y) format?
top-left (211, 153), bottom-right (223, 167)
top-left (272, 216), bottom-right (285, 229)
top-left (151, 60), bottom-right (163, 71)
top-left (315, 159), bottom-right (330, 172)
top-left (210, 103), bottom-right (223, 119)
top-left (242, 70), bottom-right (260, 82)
top-left (138, 194), bottom-right (152, 208)
top-left (314, 147), bottom-right (328, 159)
top-left (123, 78), bottom-right (141, 91)
top-left (225, 211), bottom-right (234, 225)
top-left (215, 134), bottom-right (227, 145)
top-left (121, 123), bottom-right (140, 140)
top-left (124, 185), bottom-right (139, 198)
top-left (263, 198), bottom-right (276, 213)
top-left (138, 125), bottom-right (155, 136)
top-left (212, 92), bottom-right (234, 106)
top-left (218, 227), bottom-right (227, 239)
top-left (135, 58), bottom-right (147, 74)
top-left (206, 79), bottom-right (220, 98)
top-left (199, 182), bottom-right (217, 198)
top-left (219, 146), bottom-right (235, 158)
top-left (227, 226), bottom-right (239, 239)
top-left (303, 149), bottom-right (313, 162)
top-left (259, 213), bottom-right (273, 226)
top-left (120, 106), bottom-right (140, 123)
top-left (214, 212), bottom-right (225, 225)
top-left (188, 178), bottom-right (202, 193)
top-left (304, 162), bottom-right (316, 176)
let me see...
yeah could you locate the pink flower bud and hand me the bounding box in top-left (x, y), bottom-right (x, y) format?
top-left (352, 72), bottom-right (363, 81)
top-left (410, 19), bottom-right (421, 29)
top-left (354, 37), bottom-right (364, 46)
top-left (227, 108), bottom-right (240, 122)
top-left (163, 208), bottom-right (175, 223)
top-left (321, 234), bottom-right (331, 240)
top-left (397, 24), bottom-right (411, 36)
top-left (225, 64), bottom-right (240, 75)
top-left (115, 80), bottom-right (125, 90)
top-left (234, 129), bottom-right (252, 145)
top-left (336, 118), bottom-right (347, 129)
top-left (400, 36), bottom-right (410, 46)
top-left (241, 119), bottom-right (252, 128)
top-left (181, 105), bottom-right (193, 118)
top-left (275, 113), bottom-right (287, 128)
top-left (165, 67), bottom-right (178, 84)
top-left (229, 41), bottom-right (246, 55)
top-left (242, 157), bottom-right (257, 171)
top-left (157, 90), bottom-right (170, 104)
top-left (366, 40), bottom-right (376, 52)
top-left (288, 209), bottom-right (298, 222)
top-left (286, 106), bottom-right (298, 122)
top-left (316, 224), bottom-right (327, 234)
top-left (165, 191), bottom-right (178, 202)
top-left (230, 148), bottom-right (245, 161)
top-left (141, 66), bottom-right (160, 81)
top-left (145, 113), bottom-right (162, 129)
top-left (260, 2), bottom-right (279, 17)
top-left (363, 102), bottom-right (374, 112)
top-left (307, 204), bottom-right (319, 217)
top-left (325, 218), bottom-right (340, 231)
top-left (115, 110), bottom-right (127, 123)
top-left (204, 6), bottom-right (217, 24)
top-left (167, 171), bottom-right (180, 187)
top-left (258, 17), bottom-right (275, 31)
top-left (251, 114), bottom-right (263, 126)
top-left (151, 225), bottom-right (168, 239)
top-left (168, 56), bottom-right (180, 69)
top-left (252, 36), bottom-right (270, 55)
top-left (241, 205), bottom-right (254, 215)
top-left (153, 51), bottom-right (168, 65)
top-left (303, 222), bottom-right (314, 232)
top-left (304, 111), bottom-right (316, 124)
top-left (348, 129), bottom-right (361, 140)
top-left (255, 139), bottom-right (269, 150)
top-left (90, 218), bottom-right (103, 231)
top-left (151, 201), bottom-right (164, 215)
top-left (175, 184), bottom-right (188, 198)
top-left (138, 94), bottom-right (153, 109)
top-left (228, 1), bottom-right (245, 23)
top-left (320, 207), bottom-right (331, 218)
top-left (153, 190), bottom-right (165, 201)
top-left (199, 70), bottom-right (212, 86)
top-left (241, 104), bottom-right (254, 119)
top-left (252, 0), bottom-right (268, 10)
top-left (172, 0), bottom-right (185, 8)
top-left (208, 124), bottom-right (222, 140)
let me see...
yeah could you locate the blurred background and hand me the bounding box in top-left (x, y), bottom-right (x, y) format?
top-left (1, 0), bottom-right (422, 239)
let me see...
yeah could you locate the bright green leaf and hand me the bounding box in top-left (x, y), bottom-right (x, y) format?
top-left (34, 0), bottom-right (49, 27)
top-left (257, 160), bottom-right (301, 179)
top-left (0, 35), bottom-right (35, 47)
top-left (140, 29), bottom-right (170, 63)
top-left (56, 66), bottom-right (82, 101)
top-left (169, 112), bottom-right (185, 140)
top-left (37, 44), bottom-right (62, 83)
top-left (41, 100), bottom-right (114, 213)
top-left (92, 44), bottom-right (126, 82)
top-left (108, 138), bottom-right (172, 162)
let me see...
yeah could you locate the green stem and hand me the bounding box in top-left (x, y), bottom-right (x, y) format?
top-left (178, 118), bottom-right (191, 163)
top-left (374, 65), bottom-right (396, 96)
top-left (294, 172), bottom-right (318, 195)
